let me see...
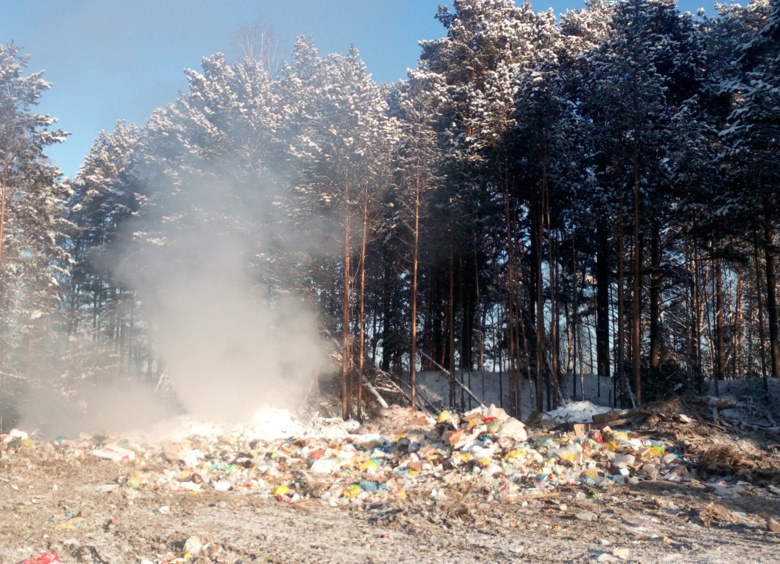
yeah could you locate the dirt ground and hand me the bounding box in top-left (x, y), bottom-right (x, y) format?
top-left (2, 403), bottom-right (780, 564)
top-left (1, 457), bottom-right (779, 563)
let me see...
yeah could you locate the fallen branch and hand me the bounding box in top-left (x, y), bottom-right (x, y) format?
top-left (372, 366), bottom-right (436, 416)
top-left (419, 351), bottom-right (486, 409)
top-left (362, 375), bottom-right (389, 409)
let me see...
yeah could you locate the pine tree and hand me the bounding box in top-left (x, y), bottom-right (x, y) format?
top-left (393, 73), bottom-right (441, 408)
top-left (280, 39), bottom-right (395, 418)
top-left (579, 0), bottom-right (704, 405)
top-left (65, 121), bottom-right (140, 381)
top-left (721, 0), bottom-right (780, 379)
top-left (0, 43), bottom-right (69, 427)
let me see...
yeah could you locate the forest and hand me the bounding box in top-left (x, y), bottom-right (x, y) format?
top-left (0, 0), bottom-right (778, 430)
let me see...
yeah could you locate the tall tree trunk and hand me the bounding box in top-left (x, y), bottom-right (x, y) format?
top-left (715, 257), bottom-right (725, 389)
top-left (502, 174), bottom-right (521, 417)
top-left (632, 151), bottom-right (642, 406)
top-left (381, 258), bottom-right (393, 373)
top-left (458, 257), bottom-right (465, 410)
top-left (358, 196), bottom-right (369, 420)
top-left (617, 184), bottom-right (627, 406)
top-left (544, 179), bottom-right (559, 409)
top-left (596, 224), bottom-right (611, 378)
top-left (475, 243), bottom-right (485, 374)
top-left (649, 224), bottom-right (661, 382)
top-left (754, 231), bottom-right (768, 386)
top-left (0, 155), bottom-right (10, 267)
top-left (448, 239), bottom-right (456, 406)
top-left (689, 230), bottom-right (703, 392)
top-left (632, 232), bottom-right (643, 406)
top-left (764, 198), bottom-right (779, 380)
top-left (341, 168), bottom-right (352, 420)
top-left (535, 202), bottom-right (545, 413)
top-left (410, 166), bottom-right (422, 410)
top-left (735, 270), bottom-right (743, 380)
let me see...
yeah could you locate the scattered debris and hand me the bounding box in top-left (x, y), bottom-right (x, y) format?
top-left (2, 390), bottom-right (779, 563)
top-left (699, 503), bottom-right (738, 527)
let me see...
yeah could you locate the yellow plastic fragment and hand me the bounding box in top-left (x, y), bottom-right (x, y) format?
top-left (360, 459), bottom-right (379, 470)
top-left (640, 448), bottom-right (661, 461)
top-left (126, 470), bottom-right (142, 488)
top-left (55, 517), bottom-right (85, 529)
top-left (273, 485), bottom-right (290, 496)
top-left (437, 410), bottom-right (451, 424)
top-left (611, 431), bottom-right (629, 442)
top-left (343, 484), bottom-right (361, 498)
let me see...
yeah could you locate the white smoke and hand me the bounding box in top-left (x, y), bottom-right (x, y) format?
top-left (113, 171), bottom-right (330, 423)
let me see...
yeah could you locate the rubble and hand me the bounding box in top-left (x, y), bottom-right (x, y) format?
top-left (1, 394), bottom-right (779, 564)
top-left (0, 401), bottom-right (716, 513)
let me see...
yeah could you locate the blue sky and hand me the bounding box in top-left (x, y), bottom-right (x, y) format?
top-left (5, 0), bottom-right (712, 179)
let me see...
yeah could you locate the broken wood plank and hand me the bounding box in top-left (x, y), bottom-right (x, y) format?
top-left (573, 423), bottom-right (591, 437)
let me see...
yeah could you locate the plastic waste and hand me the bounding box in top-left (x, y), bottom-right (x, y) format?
top-left (496, 417), bottom-right (528, 442)
top-left (273, 485), bottom-right (290, 496)
top-left (92, 444), bottom-right (136, 461)
top-left (183, 536), bottom-right (203, 556)
top-left (19, 554), bottom-right (60, 564)
top-left (310, 458), bottom-right (337, 474)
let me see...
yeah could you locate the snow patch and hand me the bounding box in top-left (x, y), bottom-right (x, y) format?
top-left (546, 401), bottom-right (612, 424)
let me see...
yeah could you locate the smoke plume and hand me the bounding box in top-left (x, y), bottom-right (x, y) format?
top-left (113, 171), bottom-right (329, 423)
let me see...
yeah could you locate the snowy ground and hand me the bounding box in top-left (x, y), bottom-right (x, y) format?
top-left (417, 370), bottom-right (627, 416)
top-left (417, 370), bottom-right (779, 423)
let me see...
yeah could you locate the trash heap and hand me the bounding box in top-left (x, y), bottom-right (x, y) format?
top-left (1, 404), bottom-right (696, 508)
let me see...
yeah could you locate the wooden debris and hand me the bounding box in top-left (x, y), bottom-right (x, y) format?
top-left (699, 503), bottom-right (737, 527)
top-left (700, 444), bottom-right (759, 475)
top-left (362, 376), bottom-right (389, 409)
top-left (599, 418), bottom-right (630, 429)
top-left (592, 408), bottom-right (642, 425)
top-left (499, 491), bottom-right (561, 503)
top-left (644, 396), bottom-right (682, 415)
top-left (573, 423), bottom-right (591, 437)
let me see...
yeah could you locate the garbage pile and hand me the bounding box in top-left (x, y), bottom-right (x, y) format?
top-left (1, 403), bottom-right (698, 508)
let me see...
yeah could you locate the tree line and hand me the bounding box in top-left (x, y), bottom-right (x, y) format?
top-left (0, 0), bottom-right (778, 427)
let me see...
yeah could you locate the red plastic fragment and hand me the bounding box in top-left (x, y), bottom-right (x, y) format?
top-left (19, 553), bottom-right (60, 564)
